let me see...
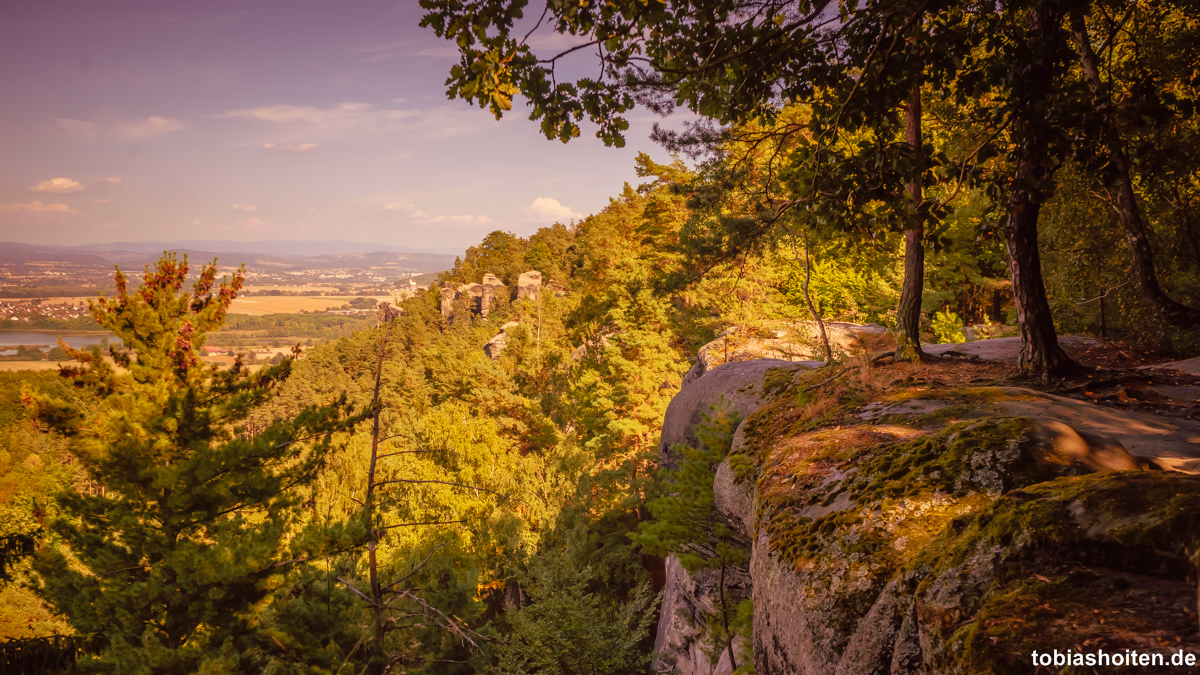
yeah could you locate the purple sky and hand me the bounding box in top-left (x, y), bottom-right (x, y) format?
top-left (0, 1), bottom-right (684, 252)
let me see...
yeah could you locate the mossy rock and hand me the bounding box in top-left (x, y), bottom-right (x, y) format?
top-left (748, 374), bottom-right (1200, 673)
top-left (759, 417), bottom-right (1092, 570)
top-left (910, 471), bottom-right (1200, 674)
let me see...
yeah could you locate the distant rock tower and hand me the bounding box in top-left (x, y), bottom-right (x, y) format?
top-left (517, 271), bottom-right (542, 302)
top-left (481, 273), bottom-right (507, 318)
top-left (439, 274), bottom-right (508, 320)
top-left (376, 301), bottom-right (402, 322)
top-left (440, 284), bottom-right (458, 320)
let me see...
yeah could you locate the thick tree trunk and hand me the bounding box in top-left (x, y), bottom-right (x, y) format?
top-left (1006, 4), bottom-right (1080, 378)
top-left (895, 84), bottom-right (926, 360)
top-left (1169, 185), bottom-right (1200, 267)
top-left (1070, 11), bottom-right (1200, 328)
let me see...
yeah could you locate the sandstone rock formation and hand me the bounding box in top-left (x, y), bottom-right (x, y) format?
top-left (481, 274), bottom-right (506, 319)
top-left (654, 358), bottom-right (821, 675)
top-left (484, 321), bottom-right (520, 360)
top-left (439, 271), bottom-right (539, 319)
top-left (440, 275), bottom-right (511, 319)
top-left (440, 285), bottom-right (457, 320)
top-left (654, 356), bottom-right (1200, 674)
top-left (376, 301), bottom-right (402, 322)
top-left (517, 270), bottom-right (543, 302)
top-left (1142, 355), bottom-right (1200, 377)
top-left (682, 322), bottom-right (884, 390)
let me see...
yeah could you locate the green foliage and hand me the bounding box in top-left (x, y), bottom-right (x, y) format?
top-left (931, 309), bottom-right (966, 344)
top-left (491, 557), bottom-right (658, 675)
top-left (632, 404), bottom-right (743, 574)
top-left (27, 254), bottom-right (362, 674)
top-left (217, 312), bottom-right (374, 341)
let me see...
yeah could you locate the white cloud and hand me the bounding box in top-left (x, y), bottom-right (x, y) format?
top-left (122, 116), bottom-right (186, 139)
top-left (231, 203), bottom-right (259, 212)
top-left (1, 201), bottom-right (83, 214)
top-left (384, 200), bottom-right (426, 217)
top-left (93, 199), bottom-right (111, 205)
top-left (245, 217), bottom-right (263, 226)
top-left (426, 214), bottom-right (493, 225)
top-left (28, 177), bottom-right (85, 194)
top-left (96, 177), bottom-right (125, 186)
top-left (523, 197), bottom-right (582, 223)
top-left (262, 142), bottom-right (317, 153)
top-left (218, 102), bottom-right (416, 135)
top-left (384, 200), bottom-right (491, 225)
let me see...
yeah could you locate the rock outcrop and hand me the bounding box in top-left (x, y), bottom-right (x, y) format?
top-left (654, 355), bottom-right (1200, 674)
top-left (481, 274), bottom-right (506, 319)
top-left (517, 270), bottom-right (543, 302)
top-left (654, 359), bottom-right (822, 674)
top-left (440, 271), bottom-right (541, 319)
top-left (484, 321), bottom-right (520, 360)
top-left (681, 322), bottom-right (885, 390)
top-left (376, 301), bottom-right (402, 322)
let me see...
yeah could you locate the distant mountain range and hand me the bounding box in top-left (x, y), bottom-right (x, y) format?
top-left (77, 240), bottom-right (464, 257)
top-left (0, 241), bottom-right (460, 272)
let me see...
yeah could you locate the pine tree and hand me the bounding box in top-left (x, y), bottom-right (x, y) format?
top-left (28, 253), bottom-right (359, 674)
top-left (631, 404), bottom-right (745, 670)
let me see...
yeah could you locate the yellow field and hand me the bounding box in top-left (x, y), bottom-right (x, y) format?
top-left (227, 295), bottom-right (398, 316)
top-left (240, 285), bottom-right (342, 293)
top-left (0, 361), bottom-right (79, 372)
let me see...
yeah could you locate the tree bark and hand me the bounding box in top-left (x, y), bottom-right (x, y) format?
top-left (801, 229), bottom-right (833, 363)
top-left (1070, 11), bottom-right (1200, 328)
top-left (895, 84), bottom-right (926, 361)
top-left (365, 317), bottom-right (396, 675)
top-left (1168, 184), bottom-right (1200, 268)
top-left (1006, 3), bottom-right (1081, 378)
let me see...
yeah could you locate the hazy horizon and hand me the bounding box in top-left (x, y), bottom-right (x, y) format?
top-left (0, 1), bottom-right (688, 251)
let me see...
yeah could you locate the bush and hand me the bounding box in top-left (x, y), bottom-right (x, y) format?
top-left (932, 309), bottom-right (966, 344)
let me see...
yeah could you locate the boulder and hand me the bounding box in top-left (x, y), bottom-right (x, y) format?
top-left (1141, 355), bottom-right (1200, 377)
top-left (439, 285), bottom-right (457, 319)
top-left (483, 322), bottom-right (521, 360)
top-left (517, 270), bottom-right (543, 302)
top-left (660, 359), bottom-right (820, 467)
top-left (654, 359), bottom-right (820, 674)
top-left (656, 359), bottom-right (1200, 674)
top-left (921, 334), bottom-right (1100, 362)
top-left (683, 322), bottom-right (883, 390)
top-left (376, 301), bottom-right (402, 322)
top-left (481, 275), bottom-right (506, 318)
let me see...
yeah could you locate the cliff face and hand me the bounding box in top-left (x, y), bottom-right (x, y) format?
top-left (654, 353), bottom-right (1200, 674)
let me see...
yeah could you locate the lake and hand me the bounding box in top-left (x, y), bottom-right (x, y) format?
top-left (0, 330), bottom-right (118, 354)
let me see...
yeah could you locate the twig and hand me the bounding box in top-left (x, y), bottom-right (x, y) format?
top-left (373, 478), bottom-right (508, 500)
top-left (383, 543), bottom-right (446, 591)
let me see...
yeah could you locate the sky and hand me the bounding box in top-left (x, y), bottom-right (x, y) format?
top-left (0, 1), bottom-right (686, 253)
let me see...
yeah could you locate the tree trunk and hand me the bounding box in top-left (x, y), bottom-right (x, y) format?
top-left (801, 229), bottom-right (833, 363)
top-left (895, 84), bottom-right (926, 361)
top-left (365, 317), bottom-right (396, 675)
top-left (1169, 184), bottom-right (1200, 268)
top-left (1070, 11), bottom-right (1200, 328)
top-left (1006, 3), bottom-right (1080, 378)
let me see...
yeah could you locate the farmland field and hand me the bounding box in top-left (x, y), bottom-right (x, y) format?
top-left (227, 295), bottom-right (399, 316)
top-left (0, 360), bottom-right (78, 372)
